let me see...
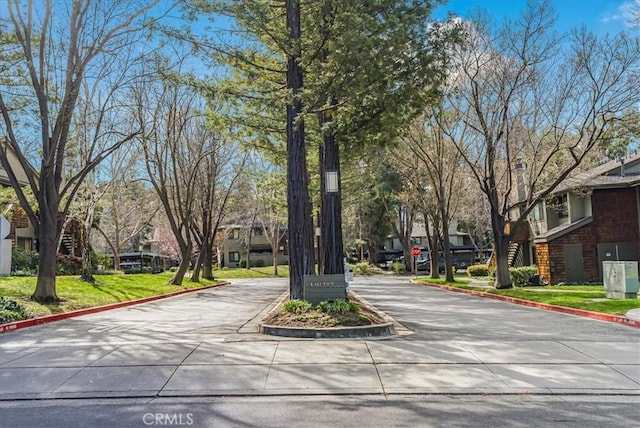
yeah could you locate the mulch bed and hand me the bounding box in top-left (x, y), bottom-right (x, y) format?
top-left (263, 292), bottom-right (388, 328)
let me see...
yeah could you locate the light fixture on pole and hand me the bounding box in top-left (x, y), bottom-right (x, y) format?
top-left (325, 170), bottom-right (339, 273)
top-left (315, 226), bottom-right (321, 274)
top-left (325, 170), bottom-right (339, 194)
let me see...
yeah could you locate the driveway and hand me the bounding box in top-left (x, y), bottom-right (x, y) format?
top-left (1, 276), bottom-right (638, 400)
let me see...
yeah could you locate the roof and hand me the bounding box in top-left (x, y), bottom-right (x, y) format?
top-left (534, 216), bottom-right (593, 243)
top-left (552, 152), bottom-right (640, 194)
top-left (0, 137), bottom-right (37, 187)
top-left (218, 222), bottom-right (287, 230)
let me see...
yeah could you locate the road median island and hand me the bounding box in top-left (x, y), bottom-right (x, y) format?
top-left (260, 291), bottom-right (402, 339)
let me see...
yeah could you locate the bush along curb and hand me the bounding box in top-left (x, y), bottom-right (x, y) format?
top-left (413, 280), bottom-right (640, 328)
top-left (0, 283), bottom-right (226, 334)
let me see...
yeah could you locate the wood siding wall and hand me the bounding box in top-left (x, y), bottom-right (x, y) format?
top-left (535, 187), bottom-right (639, 284)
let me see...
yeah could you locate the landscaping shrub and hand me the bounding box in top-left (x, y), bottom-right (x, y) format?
top-left (316, 300), bottom-right (331, 313)
top-left (11, 269), bottom-right (37, 276)
top-left (254, 259), bottom-right (265, 267)
top-left (331, 299), bottom-right (359, 314)
top-left (94, 252), bottom-right (112, 270)
top-left (239, 260), bottom-right (247, 268)
top-left (55, 254), bottom-right (82, 275)
top-left (509, 265), bottom-right (538, 287)
top-left (316, 299), bottom-right (359, 314)
top-left (11, 246), bottom-right (37, 273)
top-left (0, 296), bottom-right (29, 324)
top-left (390, 261), bottom-right (405, 274)
top-left (467, 264), bottom-right (490, 277)
top-left (352, 262), bottom-right (373, 275)
top-left (283, 299), bottom-right (313, 314)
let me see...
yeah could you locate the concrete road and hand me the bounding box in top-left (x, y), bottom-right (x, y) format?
top-left (1, 276), bottom-right (638, 427)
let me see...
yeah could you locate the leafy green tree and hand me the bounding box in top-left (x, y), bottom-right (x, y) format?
top-left (303, 1), bottom-right (455, 276)
top-left (341, 158), bottom-right (393, 265)
top-left (180, 0), bottom-right (456, 296)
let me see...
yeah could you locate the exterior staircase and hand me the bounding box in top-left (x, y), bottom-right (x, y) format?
top-left (507, 242), bottom-right (523, 267)
top-left (60, 234), bottom-right (76, 255)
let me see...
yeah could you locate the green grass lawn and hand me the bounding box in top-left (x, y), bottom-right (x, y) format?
top-left (0, 266), bottom-right (289, 321)
top-left (213, 265), bottom-right (289, 279)
top-left (415, 275), bottom-right (471, 286)
top-left (418, 278), bottom-right (640, 316)
top-left (0, 272), bottom-right (219, 319)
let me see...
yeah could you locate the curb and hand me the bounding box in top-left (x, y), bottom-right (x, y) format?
top-left (259, 322), bottom-right (395, 339)
top-left (413, 281), bottom-right (640, 328)
top-left (0, 282), bottom-right (227, 334)
top-left (257, 291), bottom-right (403, 339)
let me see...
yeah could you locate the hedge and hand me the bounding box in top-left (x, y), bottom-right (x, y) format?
top-left (467, 264), bottom-right (490, 277)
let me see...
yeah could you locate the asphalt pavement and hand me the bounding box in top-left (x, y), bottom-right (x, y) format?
top-left (0, 275), bottom-right (638, 426)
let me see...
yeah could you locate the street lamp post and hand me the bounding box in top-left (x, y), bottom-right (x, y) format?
top-left (315, 226), bottom-right (321, 275)
top-left (138, 244), bottom-right (143, 272)
top-left (325, 170), bottom-right (339, 273)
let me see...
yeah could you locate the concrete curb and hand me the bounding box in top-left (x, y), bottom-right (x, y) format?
top-left (0, 282), bottom-right (227, 334)
top-left (258, 291), bottom-right (401, 339)
top-left (260, 321), bottom-right (395, 339)
top-left (413, 280), bottom-right (640, 328)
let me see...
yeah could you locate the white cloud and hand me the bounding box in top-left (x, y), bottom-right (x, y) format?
top-left (601, 0), bottom-right (639, 27)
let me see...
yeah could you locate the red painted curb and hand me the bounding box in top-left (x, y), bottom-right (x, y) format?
top-left (0, 283), bottom-right (226, 334)
top-left (414, 281), bottom-right (640, 328)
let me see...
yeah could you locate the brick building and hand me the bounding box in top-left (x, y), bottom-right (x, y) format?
top-left (1, 139), bottom-right (81, 256)
top-left (511, 154), bottom-right (640, 284)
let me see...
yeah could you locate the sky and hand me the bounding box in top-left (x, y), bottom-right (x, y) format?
top-left (434, 0), bottom-right (639, 36)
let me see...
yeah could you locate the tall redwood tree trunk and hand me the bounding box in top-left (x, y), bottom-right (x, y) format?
top-left (286, 0), bottom-right (314, 299)
top-left (319, 110), bottom-right (344, 275)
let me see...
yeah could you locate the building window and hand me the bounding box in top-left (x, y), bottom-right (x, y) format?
top-left (229, 251), bottom-right (240, 262)
top-left (531, 203), bottom-right (544, 221)
top-left (548, 195), bottom-right (569, 218)
top-left (16, 238), bottom-right (32, 251)
top-left (253, 227), bottom-right (263, 236)
top-left (230, 229), bottom-right (240, 240)
top-left (555, 195), bottom-right (569, 218)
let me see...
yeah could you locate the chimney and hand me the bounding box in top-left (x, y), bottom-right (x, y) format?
top-left (515, 160), bottom-right (527, 201)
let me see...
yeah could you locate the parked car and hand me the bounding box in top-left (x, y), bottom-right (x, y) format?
top-left (416, 257), bottom-right (430, 271)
